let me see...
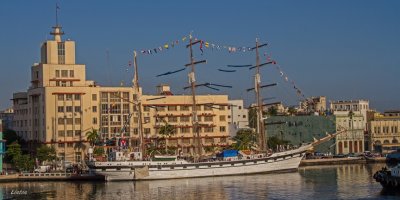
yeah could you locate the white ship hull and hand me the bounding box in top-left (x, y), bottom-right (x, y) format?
top-left (88, 145), bottom-right (310, 181)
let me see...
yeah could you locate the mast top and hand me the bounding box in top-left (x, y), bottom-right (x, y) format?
top-left (50, 3), bottom-right (64, 42)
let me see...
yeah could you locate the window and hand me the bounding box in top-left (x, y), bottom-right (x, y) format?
top-left (58, 118), bottom-right (64, 124)
top-left (66, 94), bottom-right (72, 100)
top-left (181, 127), bottom-right (190, 133)
top-left (144, 128), bottom-right (151, 134)
top-left (61, 70), bottom-right (68, 77)
top-left (61, 81), bottom-right (67, 87)
top-left (56, 70), bottom-right (60, 77)
top-left (58, 130), bottom-right (65, 137)
top-left (243, 115), bottom-right (246, 119)
top-left (67, 143), bottom-right (73, 148)
top-left (67, 130), bottom-right (73, 137)
top-left (75, 118), bottom-right (81, 124)
top-left (204, 127), bottom-right (213, 132)
top-left (75, 130), bottom-right (81, 136)
top-left (123, 104), bottom-right (129, 113)
top-left (75, 106), bottom-right (81, 113)
top-left (219, 115), bottom-right (226, 122)
top-left (168, 106), bottom-right (177, 111)
top-left (56, 81), bottom-right (60, 86)
top-left (219, 106), bottom-right (225, 110)
top-left (58, 42), bottom-right (65, 64)
top-left (180, 116), bottom-right (190, 122)
top-left (220, 126), bottom-right (226, 132)
top-left (58, 106), bottom-right (64, 113)
top-left (204, 116), bottom-right (213, 122)
top-left (93, 117), bottom-right (98, 124)
top-left (92, 94), bottom-right (97, 101)
top-left (168, 116), bottom-right (177, 122)
top-left (204, 105), bottom-right (213, 111)
top-left (58, 143), bottom-right (65, 148)
top-left (220, 138), bottom-right (226, 143)
top-left (180, 106), bottom-right (190, 111)
top-left (74, 94), bottom-right (80, 100)
top-left (66, 118), bottom-right (73, 124)
top-left (143, 106), bottom-right (150, 112)
top-left (92, 106), bottom-right (97, 112)
top-left (58, 94), bottom-right (64, 101)
top-left (144, 117), bottom-right (150, 123)
top-left (69, 70), bottom-right (74, 77)
top-left (205, 138), bottom-right (214, 143)
top-left (66, 106), bottom-right (73, 112)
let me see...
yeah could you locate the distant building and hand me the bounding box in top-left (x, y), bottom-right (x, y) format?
top-left (0, 107), bottom-right (14, 130)
top-left (265, 115), bottom-right (336, 154)
top-left (330, 100), bottom-right (369, 125)
top-left (368, 111), bottom-right (400, 154)
top-left (299, 96), bottom-right (327, 113)
top-left (334, 111), bottom-right (365, 154)
top-left (227, 100), bottom-right (249, 136)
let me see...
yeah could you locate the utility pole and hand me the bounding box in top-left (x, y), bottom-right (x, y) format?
top-left (185, 37), bottom-right (206, 161)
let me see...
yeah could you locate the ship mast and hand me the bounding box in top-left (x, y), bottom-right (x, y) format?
top-left (251, 38), bottom-right (273, 152)
top-left (185, 36), bottom-right (206, 161)
top-left (133, 51), bottom-right (145, 159)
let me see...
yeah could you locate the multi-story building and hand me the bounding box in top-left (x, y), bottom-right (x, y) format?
top-left (334, 111), bottom-right (365, 154)
top-left (12, 24), bottom-right (230, 162)
top-left (265, 115), bottom-right (336, 154)
top-left (368, 111), bottom-right (400, 154)
top-left (299, 96), bottom-right (327, 113)
top-left (330, 100), bottom-right (369, 124)
top-left (0, 108), bottom-right (14, 131)
top-left (227, 100), bottom-right (249, 136)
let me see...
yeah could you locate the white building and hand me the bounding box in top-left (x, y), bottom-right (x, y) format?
top-left (330, 100), bottom-right (369, 125)
top-left (228, 100), bottom-right (249, 136)
top-left (334, 111), bottom-right (365, 154)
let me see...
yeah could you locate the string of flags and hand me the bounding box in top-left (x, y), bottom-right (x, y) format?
top-left (137, 34), bottom-right (255, 56)
top-left (263, 52), bottom-right (307, 99)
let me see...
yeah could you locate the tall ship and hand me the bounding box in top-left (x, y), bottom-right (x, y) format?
top-left (87, 37), bottom-right (340, 181)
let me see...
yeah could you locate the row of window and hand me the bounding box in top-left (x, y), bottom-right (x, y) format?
top-left (55, 69), bottom-right (74, 78)
top-left (373, 126), bottom-right (399, 134)
top-left (58, 130), bottom-right (82, 137)
top-left (58, 94), bottom-right (81, 101)
top-left (58, 106), bottom-right (81, 113)
top-left (143, 105), bottom-right (227, 112)
top-left (57, 118), bottom-right (82, 125)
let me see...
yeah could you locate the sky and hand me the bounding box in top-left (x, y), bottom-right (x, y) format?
top-left (0, 1), bottom-right (399, 112)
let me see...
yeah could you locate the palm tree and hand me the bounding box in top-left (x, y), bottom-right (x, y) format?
top-left (232, 129), bottom-right (256, 150)
top-left (86, 128), bottom-right (99, 147)
top-left (158, 121), bottom-right (176, 153)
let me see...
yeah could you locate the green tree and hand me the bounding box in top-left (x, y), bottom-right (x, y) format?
top-left (86, 128), bottom-right (100, 147)
top-left (93, 147), bottom-right (105, 156)
top-left (232, 129), bottom-right (256, 150)
top-left (287, 107), bottom-right (296, 116)
top-left (36, 145), bottom-right (56, 164)
top-left (267, 106), bottom-right (278, 116)
top-left (6, 142), bottom-right (34, 172)
top-left (158, 121), bottom-right (176, 153)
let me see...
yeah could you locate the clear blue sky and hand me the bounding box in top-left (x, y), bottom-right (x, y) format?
top-left (0, 1), bottom-right (399, 112)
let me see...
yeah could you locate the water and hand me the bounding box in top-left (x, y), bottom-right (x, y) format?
top-left (1, 163), bottom-right (399, 200)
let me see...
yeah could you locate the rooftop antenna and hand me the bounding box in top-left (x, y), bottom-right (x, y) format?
top-left (56, 3), bottom-right (60, 27)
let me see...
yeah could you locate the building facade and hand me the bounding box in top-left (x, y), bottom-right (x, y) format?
top-left (0, 108), bottom-right (14, 131)
top-left (265, 115), bottom-right (336, 154)
top-left (330, 100), bottom-right (369, 124)
top-left (227, 100), bottom-right (249, 136)
top-left (334, 111), bottom-right (365, 154)
top-left (12, 24), bottom-right (230, 162)
top-left (368, 111), bottom-right (400, 154)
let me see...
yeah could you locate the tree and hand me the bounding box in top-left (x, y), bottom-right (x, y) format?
top-left (86, 128), bottom-right (100, 147)
top-left (158, 121), bottom-right (176, 153)
top-left (267, 106), bottom-right (278, 116)
top-left (6, 142), bottom-right (34, 172)
top-left (36, 145), bottom-right (56, 164)
top-left (287, 107), bottom-right (296, 116)
top-left (231, 129), bottom-right (256, 150)
top-left (93, 147), bottom-right (105, 156)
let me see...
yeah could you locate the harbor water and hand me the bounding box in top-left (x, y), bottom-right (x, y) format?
top-left (1, 163), bottom-right (400, 200)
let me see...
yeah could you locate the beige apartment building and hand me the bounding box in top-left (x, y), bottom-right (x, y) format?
top-left (334, 111), bottom-right (365, 154)
top-left (12, 25), bottom-right (230, 163)
top-left (368, 111), bottom-right (400, 154)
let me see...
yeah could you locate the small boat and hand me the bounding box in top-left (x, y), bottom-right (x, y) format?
top-left (373, 164), bottom-right (400, 189)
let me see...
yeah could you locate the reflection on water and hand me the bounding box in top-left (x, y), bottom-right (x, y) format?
top-left (1, 163), bottom-right (399, 200)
